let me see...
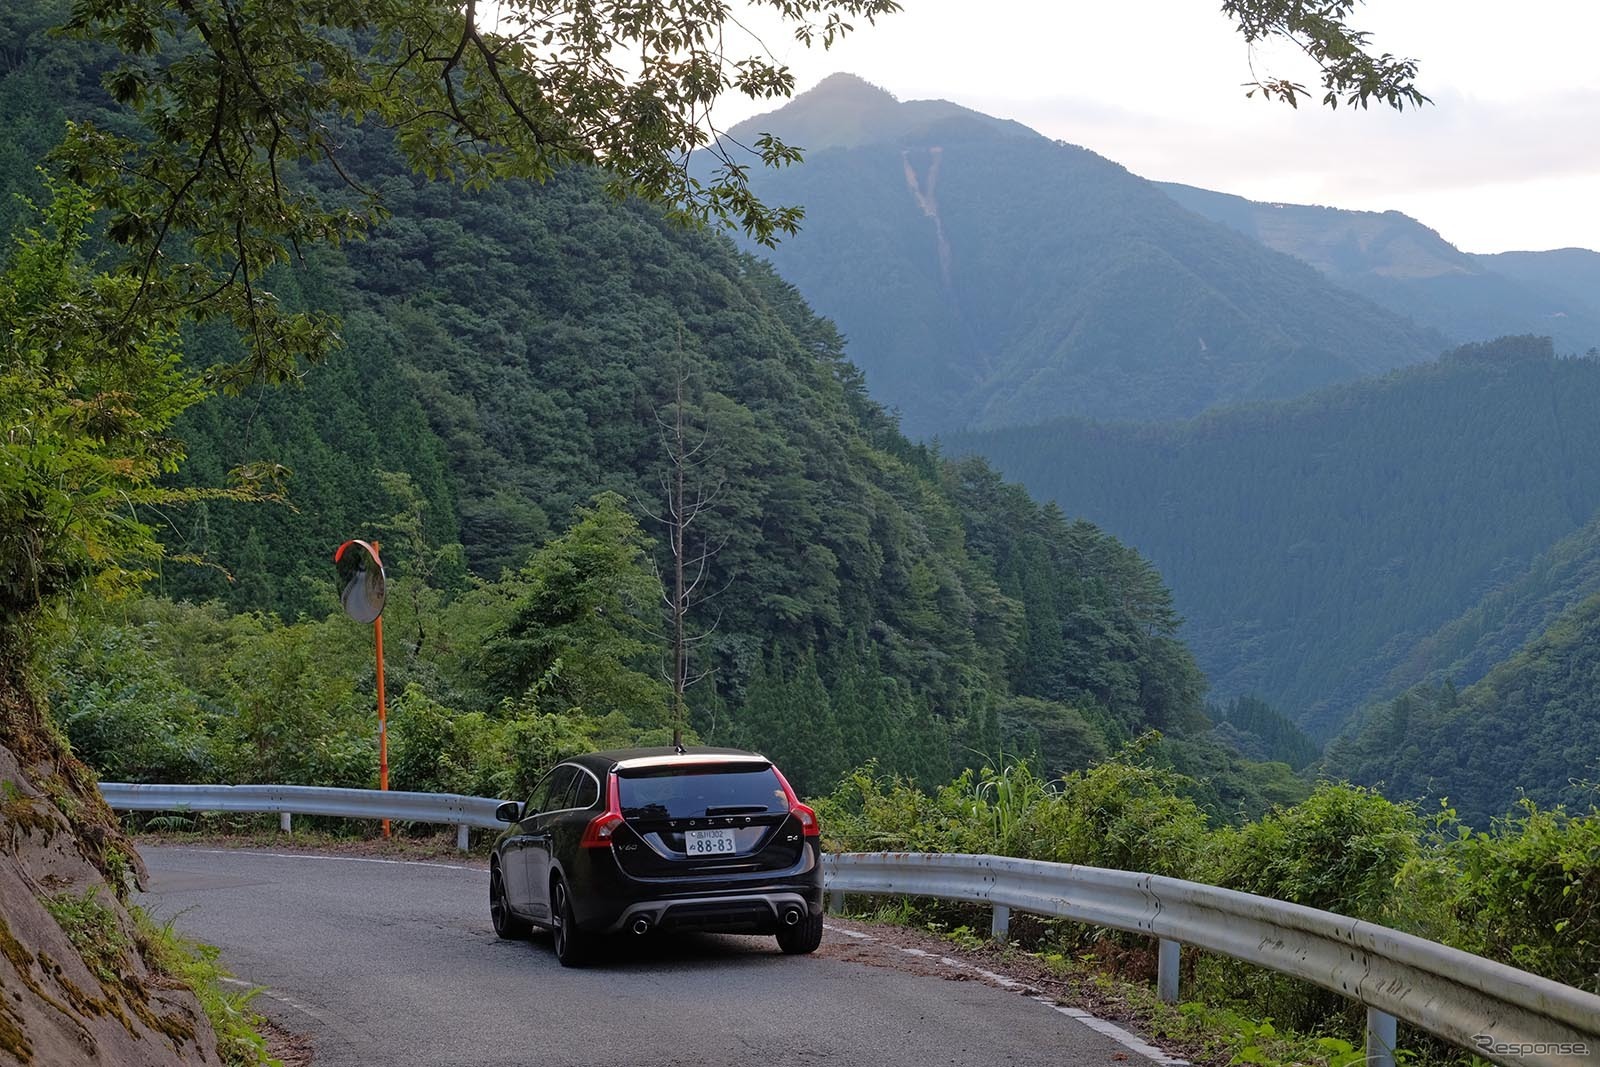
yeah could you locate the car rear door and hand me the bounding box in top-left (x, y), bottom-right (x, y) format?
top-left (505, 771), bottom-right (556, 911)
top-left (522, 765), bottom-right (577, 919)
top-left (610, 761), bottom-right (807, 880)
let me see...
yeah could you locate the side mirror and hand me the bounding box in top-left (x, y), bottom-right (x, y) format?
top-left (495, 801), bottom-right (523, 823)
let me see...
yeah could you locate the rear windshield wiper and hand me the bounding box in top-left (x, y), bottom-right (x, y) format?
top-left (704, 804), bottom-right (770, 816)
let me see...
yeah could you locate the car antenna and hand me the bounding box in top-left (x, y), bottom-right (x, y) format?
top-left (673, 741), bottom-right (686, 755)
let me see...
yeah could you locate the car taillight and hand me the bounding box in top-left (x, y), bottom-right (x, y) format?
top-left (580, 811), bottom-right (624, 848)
top-left (790, 801), bottom-right (820, 837)
top-left (580, 771), bottom-right (624, 848)
top-left (772, 768), bottom-right (821, 838)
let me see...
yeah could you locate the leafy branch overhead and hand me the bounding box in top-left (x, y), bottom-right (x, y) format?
top-left (54, 0), bottom-right (1426, 391)
top-left (55, 0), bottom-right (899, 387)
top-left (1222, 0), bottom-right (1428, 109)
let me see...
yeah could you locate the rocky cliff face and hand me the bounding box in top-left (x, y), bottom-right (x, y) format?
top-left (1, 644), bottom-right (221, 1067)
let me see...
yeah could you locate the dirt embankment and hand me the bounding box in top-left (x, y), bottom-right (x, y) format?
top-left (1, 644), bottom-right (222, 1067)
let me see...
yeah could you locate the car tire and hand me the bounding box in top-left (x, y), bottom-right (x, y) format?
top-left (776, 910), bottom-right (823, 955)
top-left (550, 877), bottom-right (592, 967)
top-left (490, 865), bottom-right (530, 940)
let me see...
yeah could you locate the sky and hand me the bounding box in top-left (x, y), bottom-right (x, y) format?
top-left (710, 0), bottom-right (1600, 254)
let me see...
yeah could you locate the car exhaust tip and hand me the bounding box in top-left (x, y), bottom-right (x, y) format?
top-left (631, 917), bottom-right (651, 935)
top-left (782, 908), bottom-right (802, 926)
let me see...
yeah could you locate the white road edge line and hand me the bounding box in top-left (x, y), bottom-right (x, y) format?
top-left (219, 977), bottom-right (372, 1050)
top-left (162, 847), bottom-right (481, 872)
top-left (824, 923), bottom-right (1188, 1067)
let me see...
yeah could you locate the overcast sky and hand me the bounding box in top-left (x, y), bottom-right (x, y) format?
top-left (712, 0), bottom-right (1599, 254)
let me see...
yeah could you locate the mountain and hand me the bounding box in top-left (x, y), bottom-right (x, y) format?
top-left (1339, 488), bottom-right (1600, 824)
top-left (0, 16), bottom-right (1255, 801)
top-left (1161, 183), bottom-right (1600, 356)
top-left (1378, 511), bottom-right (1600, 701)
top-left (948, 337), bottom-right (1600, 739)
top-left (720, 74), bottom-right (1443, 436)
top-left (1328, 590), bottom-right (1600, 827)
top-left (1477, 247), bottom-right (1600, 327)
top-left (725, 72), bottom-right (1034, 150)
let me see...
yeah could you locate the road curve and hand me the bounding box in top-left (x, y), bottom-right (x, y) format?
top-left (140, 846), bottom-right (1169, 1067)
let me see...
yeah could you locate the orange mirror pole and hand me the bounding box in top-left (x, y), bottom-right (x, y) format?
top-left (373, 542), bottom-right (390, 839)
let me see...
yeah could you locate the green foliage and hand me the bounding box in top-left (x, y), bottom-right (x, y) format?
top-left (1430, 799), bottom-right (1600, 992)
top-left (1221, 0), bottom-right (1427, 110)
top-left (996, 696), bottom-right (1109, 778)
top-left (133, 907), bottom-right (280, 1067)
top-left (485, 492), bottom-right (667, 721)
top-left (1213, 782), bottom-right (1419, 921)
top-left (52, 0), bottom-right (903, 397)
top-left (825, 744), bottom-right (1600, 1037)
top-left (0, 178), bottom-right (210, 617)
top-left (1157, 734), bottom-right (1311, 823)
top-left (1022, 744), bottom-right (1211, 876)
top-left (40, 886), bottom-right (130, 984)
top-left (954, 337), bottom-right (1600, 741)
top-left (44, 601), bottom-right (377, 787)
top-left (43, 618), bottom-right (219, 783)
top-left (1209, 695), bottom-right (1321, 770)
top-left (388, 677), bottom-right (655, 803)
top-left (818, 742), bottom-right (1211, 876)
top-left (1331, 592), bottom-right (1600, 827)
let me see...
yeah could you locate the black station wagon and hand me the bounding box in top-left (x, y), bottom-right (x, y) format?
top-left (488, 747), bottom-right (825, 966)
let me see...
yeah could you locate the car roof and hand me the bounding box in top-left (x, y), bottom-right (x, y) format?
top-left (569, 746), bottom-right (772, 774)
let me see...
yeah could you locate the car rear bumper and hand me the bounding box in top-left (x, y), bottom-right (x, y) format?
top-left (565, 841), bottom-right (825, 935)
top-left (604, 891), bottom-right (815, 935)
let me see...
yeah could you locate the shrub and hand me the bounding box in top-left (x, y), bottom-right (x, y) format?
top-left (1437, 797), bottom-right (1600, 992)
top-left (1211, 782), bottom-right (1419, 921)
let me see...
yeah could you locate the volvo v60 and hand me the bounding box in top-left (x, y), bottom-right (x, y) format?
top-left (488, 747), bottom-right (824, 966)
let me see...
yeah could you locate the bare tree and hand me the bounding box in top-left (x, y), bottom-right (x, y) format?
top-left (638, 344), bottom-right (729, 748)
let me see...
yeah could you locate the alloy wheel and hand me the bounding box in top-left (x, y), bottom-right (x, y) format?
top-left (551, 882), bottom-right (568, 957)
top-left (490, 869), bottom-right (507, 935)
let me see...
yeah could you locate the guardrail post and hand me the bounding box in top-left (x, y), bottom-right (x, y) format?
top-left (1157, 938), bottom-right (1181, 1004)
top-left (990, 903), bottom-right (1010, 942)
top-left (455, 823), bottom-right (469, 852)
top-left (827, 890), bottom-right (844, 914)
top-left (279, 812), bottom-right (292, 834)
top-left (1365, 1008), bottom-right (1396, 1067)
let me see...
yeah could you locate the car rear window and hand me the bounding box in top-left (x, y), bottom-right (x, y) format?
top-left (617, 763), bottom-right (787, 820)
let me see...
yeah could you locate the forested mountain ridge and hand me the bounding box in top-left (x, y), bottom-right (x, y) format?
top-left (1161, 183), bottom-right (1600, 356)
top-left (949, 336), bottom-right (1600, 740)
top-left (1379, 511), bottom-right (1600, 700)
top-left (720, 75), bottom-right (1443, 436)
top-left (1329, 589), bottom-right (1600, 827)
top-left (1480, 247), bottom-right (1600, 320)
top-left (0, 8), bottom-right (1304, 806)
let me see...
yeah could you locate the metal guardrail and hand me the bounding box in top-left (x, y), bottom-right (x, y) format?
top-left (824, 853), bottom-right (1600, 1067)
top-left (100, 785), bottom-right (1600, 1067)
top-left (100, 782), bottom-right (501, 850)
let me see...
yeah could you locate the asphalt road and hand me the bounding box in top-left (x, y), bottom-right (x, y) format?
top-left (139, 846), bottom-right (1170, 1067)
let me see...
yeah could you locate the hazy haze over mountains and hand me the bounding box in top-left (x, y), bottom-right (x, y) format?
top-left (1161, 183), bottom-right (1600, 356)
top-left (726, 74), bottom-right (1444, 436)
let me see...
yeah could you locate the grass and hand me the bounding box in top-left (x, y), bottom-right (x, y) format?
top-left (39, 887), bottom-right (130, 984)
top-left (131, 907), bottom-right (282, 1067)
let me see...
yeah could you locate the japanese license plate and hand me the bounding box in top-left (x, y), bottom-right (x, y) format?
top-left (684, 828), bottom-right (738, 856)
